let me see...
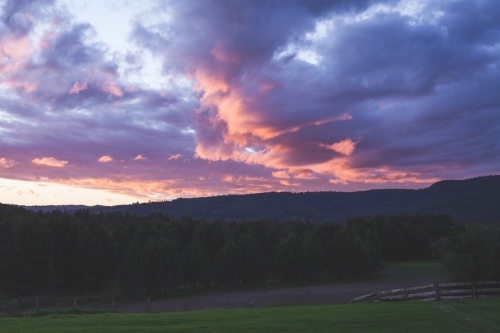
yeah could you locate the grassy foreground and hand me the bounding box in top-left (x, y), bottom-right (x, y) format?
top-left (1, 299), bottom-right (499, 333)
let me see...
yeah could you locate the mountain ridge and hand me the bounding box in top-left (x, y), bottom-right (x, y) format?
top-left (24, 175), bottom-right (500, 223)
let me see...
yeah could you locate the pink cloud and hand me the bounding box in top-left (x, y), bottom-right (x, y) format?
top-left (32, 157), bottom-right (68, 168)
top-left (168, 154), bottom-right (183, 160)
top-left (98, 155), bottom-right (113, 163)
top-left (132, 154), bottom-right (147, 161)
top-left (258, 81), bottom-right (277, 92)
top-left (69, 77), bottom-right (123, 97)
top-left (101, 78), bottom-right (123, 97)
top-left (0, 35), bottom-right (36, 91)
top-left (329, 178), bottom-right (348, 185)
top-left (69, 80), bottom-right (88, 94)
top-left (0, 158), bottom-right (15, 168)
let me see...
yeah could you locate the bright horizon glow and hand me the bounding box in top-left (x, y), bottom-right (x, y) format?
top-left (0, 178), bottom-right (140, 206)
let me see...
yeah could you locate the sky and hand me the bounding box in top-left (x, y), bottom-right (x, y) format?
top-left (0, 0), bottom-right (499, 206)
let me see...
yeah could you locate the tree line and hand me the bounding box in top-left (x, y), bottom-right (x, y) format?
top-left (439, 223), bottom-right (500, 282)
top-left (0, 204), bottom-right (457, 297)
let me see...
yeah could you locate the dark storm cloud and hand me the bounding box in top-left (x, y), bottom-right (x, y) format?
top-left (129, 0), bottom-right (500, 186)
top-left (131, 0), bottom-right (379, 164)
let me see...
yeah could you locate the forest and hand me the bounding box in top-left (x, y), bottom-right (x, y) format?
top-left (1, 203), bottom-right (498, 298)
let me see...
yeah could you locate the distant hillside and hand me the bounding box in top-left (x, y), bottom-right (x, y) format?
top-left (26, 175), bottom-right (500, 223)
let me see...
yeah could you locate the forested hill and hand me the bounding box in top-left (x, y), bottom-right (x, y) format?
top-left (26, 175), bottom-right (500, 223)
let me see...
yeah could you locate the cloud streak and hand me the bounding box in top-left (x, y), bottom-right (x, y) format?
top-left (32, 157), bottom-right (68, 168)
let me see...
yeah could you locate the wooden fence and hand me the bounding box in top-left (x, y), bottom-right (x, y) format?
top-left (352, 281), bottom-right (500, 303)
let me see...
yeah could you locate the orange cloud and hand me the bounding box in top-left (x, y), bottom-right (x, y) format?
top-left (272, 170), bottom-right (290, 179)
top-left (280, 179), bottom-right (300, 186)
top-left (32, 157), bottom-right (68, 168)
top-left (132, 154), bottom-right (147, 161)
top-left (273, 114), bottom-right (354, 139)
top-left (222, 174), bottom-right (235, 182)
top-left (194, 70), bottom-right (230, 94)
top-left (98, 155), bottom-right (113, 163)
top-left (313, 157), bottom-right (440, 186)
top-left (289, 168), bottom-right (318, 180)
top-left (321, 138), bottom-right (358, 156)
top-left (192, 62), bottom-right (357, 171)
top-left (53, 177), bottom-right (234, 200)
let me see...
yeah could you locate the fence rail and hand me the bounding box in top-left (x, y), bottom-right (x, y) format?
top-left (351, 281), bottom-right (500, 303)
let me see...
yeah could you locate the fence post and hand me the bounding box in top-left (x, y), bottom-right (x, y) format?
top-left (36, 298), bottom-right (39, 313)
top-left (112, 298), bottom-right (115, 309)
top-left (472, 281), bottom-right (477, 299)
top-left (404, 287), bottom-right (408, 301)
top-left (378, 291), bottom-right (381, 302)
top-left (147, 298), bottom-right (150, 312)
top-left (435, 282), bottom-right (440, 301)
top-left (73, 298), bottom-right (77, 308)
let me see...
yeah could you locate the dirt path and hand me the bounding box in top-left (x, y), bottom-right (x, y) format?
top-left (115, 263), bottom-right (447, 312)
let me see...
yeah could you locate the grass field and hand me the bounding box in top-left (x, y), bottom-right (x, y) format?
top-left (1, 299), bottom-right (499, 333)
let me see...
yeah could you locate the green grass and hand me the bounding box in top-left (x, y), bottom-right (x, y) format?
top-left (2, 299), bottom-right (500, 333)
top-left (373, 260), bottom-right (445, 281)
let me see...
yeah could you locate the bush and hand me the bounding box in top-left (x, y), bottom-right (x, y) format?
top-left (442, 224), bottom-right (500, 281)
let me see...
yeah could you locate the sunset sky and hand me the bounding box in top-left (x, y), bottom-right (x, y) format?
top-left (1, 0), bottom-right (499, 206)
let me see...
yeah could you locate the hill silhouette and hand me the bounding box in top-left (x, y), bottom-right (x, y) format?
top-left (26, 175), bottom-right (500, 223)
